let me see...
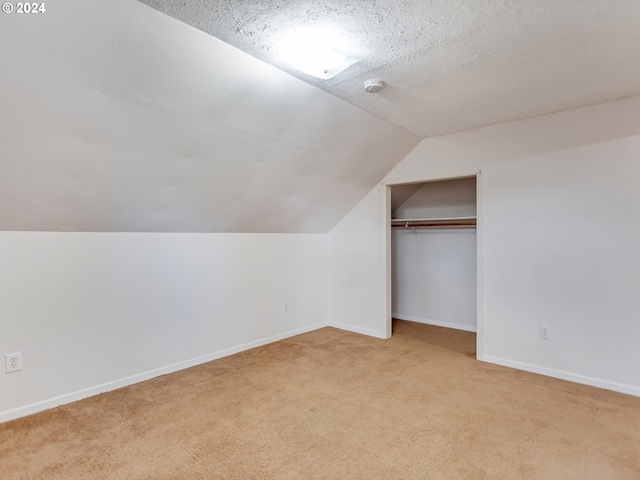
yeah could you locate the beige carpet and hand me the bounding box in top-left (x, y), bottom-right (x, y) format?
top-left (1, 320), bottom-right (639, 479)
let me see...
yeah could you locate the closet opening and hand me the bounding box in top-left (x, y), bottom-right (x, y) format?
top-left (385, 174), bottom-right (482, 359)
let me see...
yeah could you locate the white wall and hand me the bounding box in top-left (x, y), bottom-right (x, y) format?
top-left (392, 229), bottom-right (477, 331)
top-left (392, 178), bottom-right (477, 331)
top-left (329, 97), bottom-right (640, 395)
top-left (328, 185), bottom-right (389, 338)
top-left (480, 146), bottom-right (640, 391)
top-left (0, 233), bottom-right (327, 422)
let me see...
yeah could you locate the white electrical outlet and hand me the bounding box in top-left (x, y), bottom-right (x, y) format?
top-left (283, 302), bottom-right (289, 313)
top-left (539, 325), bottom-right (551, 340)
top-left (5, 352), bottom-right (22, 373)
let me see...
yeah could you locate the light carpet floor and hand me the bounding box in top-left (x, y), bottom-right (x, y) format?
top-left (1, 320), bottom-right (639, 479)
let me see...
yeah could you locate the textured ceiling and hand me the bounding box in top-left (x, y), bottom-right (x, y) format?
top-left (139, 0), bottom-right (640, 137)
top-left (0, 0), bottom-right (418, 233)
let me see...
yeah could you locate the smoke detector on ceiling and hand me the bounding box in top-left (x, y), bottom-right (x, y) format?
top-left (364, 79), bottom-right (384, 93)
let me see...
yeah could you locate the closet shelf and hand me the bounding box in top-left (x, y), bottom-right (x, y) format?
top-left (391, 216), bottom-right (476, 228)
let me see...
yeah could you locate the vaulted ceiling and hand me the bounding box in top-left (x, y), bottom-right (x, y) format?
top-left (0, 0), bottom-right (418, 233)
top-left (2, 0), bottom-right (639, 233)
top-left (139, 0), bottom-right (640, 137)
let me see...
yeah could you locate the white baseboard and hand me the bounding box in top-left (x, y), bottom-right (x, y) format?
top-left (328, 322), bottom-right (387, 339)
top-left (481, 354), bottom-right (640, 397)
top-left (392, 313), bottom-right (477, 333)
top-left (0, 322), bottom-right (327, 424)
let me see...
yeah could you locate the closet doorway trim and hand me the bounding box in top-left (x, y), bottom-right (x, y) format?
top-left (383, 169), bottom-right (485, 360)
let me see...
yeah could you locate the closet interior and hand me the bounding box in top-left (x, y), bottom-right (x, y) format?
top-left (390, 177), bottom-right (477, 333)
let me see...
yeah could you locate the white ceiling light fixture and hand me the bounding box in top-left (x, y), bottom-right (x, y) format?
top-left (279, 27), bottom-right (360, 80)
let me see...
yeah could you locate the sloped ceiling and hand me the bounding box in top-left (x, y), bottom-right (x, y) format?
top-left (392, 178), bottom-right (476, 219)
top-left (139, 0), bottom-right (640, 137)
top-left (0, 0), bottom-right (419, 233)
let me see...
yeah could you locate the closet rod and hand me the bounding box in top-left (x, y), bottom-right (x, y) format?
top-left (391, 223), bottom-right (476, 228)
top-left (392, 216), bottom-right (476, 223)
top-left (391, 217), bottom-right (476, 228)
